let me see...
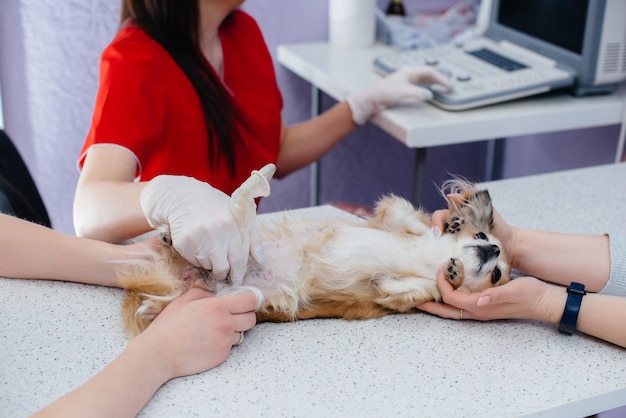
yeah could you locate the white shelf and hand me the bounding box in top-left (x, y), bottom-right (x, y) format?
top-left (278, 42), bottom-right (626, 151)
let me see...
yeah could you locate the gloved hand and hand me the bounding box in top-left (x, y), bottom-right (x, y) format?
top-left (346, 66), bottom-right (452, 125)
top-left (140, 175), bottom-right (244, 282)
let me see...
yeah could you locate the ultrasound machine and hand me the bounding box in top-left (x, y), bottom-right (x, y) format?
top-left (373, 0), bottom-right (626, 110)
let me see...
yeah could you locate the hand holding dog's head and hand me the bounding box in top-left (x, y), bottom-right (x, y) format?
top-left (438, 179), bottom-right (511, 293)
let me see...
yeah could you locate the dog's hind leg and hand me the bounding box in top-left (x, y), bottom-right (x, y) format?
top-left (368, 195), bottom-right (431, 236)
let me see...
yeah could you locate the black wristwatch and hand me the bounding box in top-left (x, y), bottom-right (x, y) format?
top-left (559, 282), bottom-right (587, 335)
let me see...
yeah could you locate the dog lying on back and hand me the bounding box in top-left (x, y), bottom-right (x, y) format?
top-left (120, 164), bottom-right (511, 337)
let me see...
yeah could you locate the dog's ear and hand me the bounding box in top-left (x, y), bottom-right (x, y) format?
top-left (458, 189), bottom-right (494, 233)
top-left (441, 179), bottom-right (494, 234)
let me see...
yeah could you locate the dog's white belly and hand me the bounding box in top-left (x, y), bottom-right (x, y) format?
top-left (243, 239), bottom-right (303, 292)
top-left (240, 219), bottom-right (326, 292)
top-left (312, 226), bottom-right (453, 288)
top-left (238, 219), bottom-right (455, 302)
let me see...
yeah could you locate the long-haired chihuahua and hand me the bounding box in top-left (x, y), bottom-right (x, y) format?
top-left (119, 164), bottom-right (510, 337)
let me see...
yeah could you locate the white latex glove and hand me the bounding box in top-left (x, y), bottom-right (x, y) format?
top-left (229, 164), bottom-right (276, 284)
top-left (140, 175), bottom-right (243, 281)
top-left (346, 66), bottom-right (452, 125)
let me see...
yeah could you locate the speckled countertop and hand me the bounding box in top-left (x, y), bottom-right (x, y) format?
top-left (1, 163), bottom-right (625, 418)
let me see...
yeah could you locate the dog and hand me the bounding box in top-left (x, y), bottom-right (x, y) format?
top-left (119, 164), bottom-right (511, 338)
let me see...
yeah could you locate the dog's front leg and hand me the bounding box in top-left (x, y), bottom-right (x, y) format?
top-left (373, 275), bottom-right (441, 312)
top-left (444, 258), bottom-right (465, 289)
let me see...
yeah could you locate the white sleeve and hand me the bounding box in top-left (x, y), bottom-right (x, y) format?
top-left (599, 234), bottom-right (626, 296)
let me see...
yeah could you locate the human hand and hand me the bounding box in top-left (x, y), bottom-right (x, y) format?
top-left (134, 288), bottom-right (258, 381)
top-left (346, 66), bottom-right (452, 124)
top-left (417, 267), bottom-right (555, 322)
top-left (140, 175), bottom-right (244, 280)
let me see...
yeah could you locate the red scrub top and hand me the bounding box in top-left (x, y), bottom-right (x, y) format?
top-left (79, 10), bottom-right (283, 195)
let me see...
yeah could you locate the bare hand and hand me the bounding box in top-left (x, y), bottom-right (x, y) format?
top-left (133, 288), bottom-right (258, 380)
top-left (417, 267), bottom-right (552, 322)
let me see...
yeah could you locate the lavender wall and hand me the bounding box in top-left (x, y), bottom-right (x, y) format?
top-left (0, 0), bottom-right (620, 235)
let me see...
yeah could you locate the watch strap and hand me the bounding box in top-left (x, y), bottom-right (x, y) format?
top-left (559, 282), bottom-right (586, 335)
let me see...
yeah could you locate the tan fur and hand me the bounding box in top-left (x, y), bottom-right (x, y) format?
top-left (119, 179), bottom-right (511, 338)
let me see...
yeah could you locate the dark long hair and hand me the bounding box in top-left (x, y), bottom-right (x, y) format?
top-left (120, 0), bottom-right (241, 177)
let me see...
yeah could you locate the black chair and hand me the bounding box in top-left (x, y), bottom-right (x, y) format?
top-left (0, 129), bottom-right (51, 227)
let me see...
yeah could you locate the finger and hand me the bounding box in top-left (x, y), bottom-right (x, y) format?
top-left (232, 332), bottom-right (244, 346)
top-left (404, 67), bottom-right (452, 89)
top-left (203, 245), bottom-right (229, 281)
top-left (226, 237), bottom-right (246, 284)
top-left (444, 192), bottom-right (464, 205)
top-left (391, 83), bottom-right (433, 102)
top-left (176, 241), bottom-right (208, 270)
top-left (232, 311), bottom-right (257, 333)
top-left (435, 266), bottom-right (456, 298)
top-left (422, 71), bottom-right (453, 90)
top-left (229, 266), bottom-right (245, 286)
top-left (431, 209), bottom-right (450, 232)
top-left (436, 267), bottom-right (481, 308)
top-left (474, 281), bottom-right (518, 306)
top-left (219, 291), bottom-right (261, 314)
top-left (412, 86), bottom-right (434, 101)
top-left (417, 301), bottom-right (469, 320)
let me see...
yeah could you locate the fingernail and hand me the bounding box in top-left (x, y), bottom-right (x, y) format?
top-left (477, 295), bottom-right (491, 306)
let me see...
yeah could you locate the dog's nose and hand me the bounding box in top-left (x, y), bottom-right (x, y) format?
top-left (477, 244), bottom-right (500, 262)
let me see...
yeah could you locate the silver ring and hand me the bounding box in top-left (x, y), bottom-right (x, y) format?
top-left (235, 332), bottom-right (244, 346)
top-left (459, 309), bottom-right (464, 320)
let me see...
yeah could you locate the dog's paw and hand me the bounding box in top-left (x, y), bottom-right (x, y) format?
top-left (445, 258), bottom-right (465, 289)
top-left (444, 216), bottom-right (465, 234)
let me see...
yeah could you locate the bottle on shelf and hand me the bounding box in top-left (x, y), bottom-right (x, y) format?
top-left (385, 0), bottom-right (406, 16)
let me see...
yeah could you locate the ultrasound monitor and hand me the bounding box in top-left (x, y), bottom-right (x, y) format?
top-left (487, 0), bottom-right (626, 95)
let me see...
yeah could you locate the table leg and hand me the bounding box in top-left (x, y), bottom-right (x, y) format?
top-left (412, 148), bottom-right (426, 207)
top-left (309, 86), bottom-right (323, 207)
top-left (484, 138), bottom-right (505, 181)
top-left (615, 101), bottom-right (626, 163)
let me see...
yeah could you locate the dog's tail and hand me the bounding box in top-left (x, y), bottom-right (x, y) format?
top-left (119, 257), bottom-right (185, 338)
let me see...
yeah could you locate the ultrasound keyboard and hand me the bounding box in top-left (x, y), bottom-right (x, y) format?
top-left (373, 38), bottom-right (575, 110)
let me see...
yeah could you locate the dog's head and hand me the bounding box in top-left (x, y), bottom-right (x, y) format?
top-left (438, 179), bottom-right (511, 292)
